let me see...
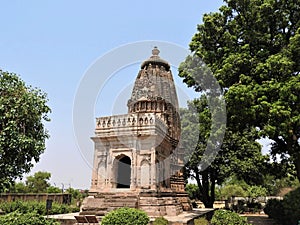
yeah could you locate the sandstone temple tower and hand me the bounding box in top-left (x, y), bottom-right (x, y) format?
top-left (81, 47), bottom-right (191, 217)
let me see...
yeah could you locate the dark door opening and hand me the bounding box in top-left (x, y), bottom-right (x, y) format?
top-left (117, 156), bottom-right (131, 188)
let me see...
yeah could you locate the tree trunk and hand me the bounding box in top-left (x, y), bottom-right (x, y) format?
top-left (295, 153), bottom-right (300, 182)
top-left (204, 199), bottom-right (214, 208)
top-left (210, 175), bottom-right (216, 207)
top-left (195, 170), bottom-right (215, 208)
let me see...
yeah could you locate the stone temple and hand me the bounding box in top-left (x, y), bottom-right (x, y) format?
top-left (81, 47), bottom-right (192, 217)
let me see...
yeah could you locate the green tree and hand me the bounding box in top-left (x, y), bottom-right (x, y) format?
top-left (180, 97), bottom-right (268, 207)
top-left (25, 171), bottom-right (51, 193)
top-left (9, 182), bottom-right (28, 193)
top-left (179, 0), bottom-right (300, 180)
top-left (220, 184), bottom-right (246, 199)
top-left (246, 185), bottom-right (267, 198)
top-left (65, 187), bottom-right (84, 204)
top-left (185, 183), bottom-right (201, 200)
top-left (263, 174), bottom-right (300, 196)
top-left (0, 71), bottom-right (50, 191)
top-left (47, 186), bottom-right (62, 193)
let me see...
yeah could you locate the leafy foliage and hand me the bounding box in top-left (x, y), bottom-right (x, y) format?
top-left (65, 187), bottom-right (88, 204)
top-left (223, 174), bottom-right (298, 197)
top-left (153, 216), bottom-right (168, 225)
top-left (185, 183), bottom-right (201, 200)
top-left (266, 174), bottom-right (300, 196)
top-left (180, 97), bottom-right (268, 207)
top-left (0, 211), bottom-right (59, 225)
top-left (211, 210), bottom-right (250, 225)
top-left (8, 171), bottom-right (57, 193)
top-left (264, 199), bottom-right (284, 220)
top-left (26, 171), bottom-right (51, 193)
top-left (0, 71), bottom-right (50, 191)
top-left (281, 187), bottom-right (300, 225)
top-left (264, 187), bottom-right (300, 225)
top-left (101, 207), bottom-right (149, 225)
top-left (9, 182), bottom-right (28, 193)
top-left (246, 185), bottom-right (267, 198)
top-left (0, 200), bottom-right (79, 215)
top-left (194, 217), bottom-right (209, 225)
top-left (220, 184), bottom-right (246, 199)
top-left (179, 0), bottom-right (300, 180)
top-left (47, 186), bottom-right (62, 193)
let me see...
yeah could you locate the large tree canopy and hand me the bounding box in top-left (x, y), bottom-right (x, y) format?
top-left (0, 71), bottom-right (50, 191)
top-left (179, 0), bottom-right (300, 180)
top-left (180, 96), bottom-right (268, 207)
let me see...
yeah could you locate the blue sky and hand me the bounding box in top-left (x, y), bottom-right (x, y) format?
top-left (0, 1), bottom-right (224, 189)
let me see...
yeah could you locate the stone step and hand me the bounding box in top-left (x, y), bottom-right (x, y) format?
top-left (96, 192), bottom-right (138, 196)
top-left (81, 193), bottom-right (139, 213)
top-left (102, 196), bottom-right (138, 200)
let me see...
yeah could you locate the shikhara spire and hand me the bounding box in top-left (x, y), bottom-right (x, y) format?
top-left (128, 47), bottom-right (180, 142)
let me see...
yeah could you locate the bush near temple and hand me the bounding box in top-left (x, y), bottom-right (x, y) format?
top-left (265, 187), bottom-right (300, 225)
top-left (0, 200), bottom-right (79, 215)
top-left (194, 217), bottom-right (209, 225)
top-left (211, 210), bottom-right (250, 225)
top-left (0, 211), bottom-right (59, 225)
top-left (101, 207), bottom-right (149, 225)
top-left (153, 216), bottom-right (168, 225)
top-left (264, 199), bottom-right (285, 221)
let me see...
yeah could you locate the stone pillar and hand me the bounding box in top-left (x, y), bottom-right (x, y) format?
top-left (151, 148), bottom-right (156, 189)
top-left (131, 150), bottom-right (136, 190)
top-left (107, 150), bottom-right (113, 189)
top-left (90, 138), bottom-right (100, 191)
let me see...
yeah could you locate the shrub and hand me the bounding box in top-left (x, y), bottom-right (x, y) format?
top-left (264, 199), bottom-right (284, 220)
top-left (246, 185), bottom-right (267, 198)
top-left (282, 187), bottom-right (300, 225)
top-left (231, 199), bottom-right (247, 214)
top-left (264, 188), bottom-right (300, 225)
top-left (211, 210), bottom-right (250, 225)
top-left (153, 216), bottom-right (168, 225)
top-left (194, 217), bottom-right (209, 225)
top-left (101, 207), bottom-right (149, 225)
top-left (185, 184), bottom-right (200, 200)
top-left (246, 201), bottom-right (262, 213)
top-left (0, 211), bottom-right (59, 225)
top-left (0, 200), bottom-right (79, 215)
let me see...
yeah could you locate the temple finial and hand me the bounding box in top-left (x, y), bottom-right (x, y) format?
top-left (152, 46), bottom-right (160, 56)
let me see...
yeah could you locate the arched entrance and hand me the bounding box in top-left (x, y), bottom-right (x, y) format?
top-left (116, 156), bottom-right (131, 188)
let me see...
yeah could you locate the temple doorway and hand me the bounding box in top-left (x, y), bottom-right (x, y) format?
top-left (116, 156), bottom-right (131, 188)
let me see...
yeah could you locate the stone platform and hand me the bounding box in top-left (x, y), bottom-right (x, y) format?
top-left (161, 209), bottom-right (214, 225)
top-left (80, 191), bottom-right (139, 216)
top-left (80, 191), bottom-right (190, 217)
top-left (48, 209), bottom-right (214, 225)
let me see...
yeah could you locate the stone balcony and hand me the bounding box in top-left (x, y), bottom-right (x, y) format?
top-left (95, 113), bottom-right (168, 138)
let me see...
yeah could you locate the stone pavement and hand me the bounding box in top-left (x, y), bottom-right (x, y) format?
top-left (241, 214), bottom-right (278, 225)
top-left (161, 209), bottom-right (214, 224)
top-left (48, 212), bottom-right (78, 225)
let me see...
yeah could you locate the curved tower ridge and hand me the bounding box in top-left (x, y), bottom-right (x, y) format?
top-left (127, 47), bottom-right (180, 142)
